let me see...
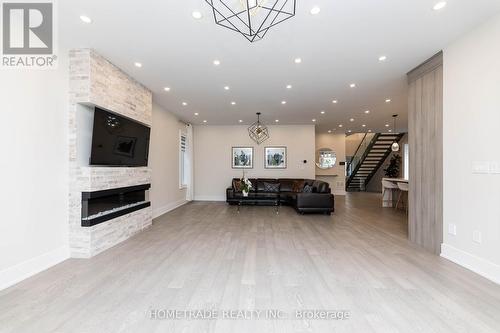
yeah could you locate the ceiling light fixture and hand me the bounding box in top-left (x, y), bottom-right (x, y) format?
top-left (194, 113), bottom-right (199, 116)
top-left (281, 101), bottom-right (287, 105)
top-left (286, 84), bottom-right (292, 89)
top-left (80, 15), bottom-right (92, 23)
top-left (364, 110), bottom-right (370, 114)
top-left (239, 119), bottom-right (243, 123)
top-left (310, 6), bottom-right (321, 15)
top-left (164, 87), bottom-right (171, 92)
top-left (182, 102), bottom-right (188, 106)
top-left (224, 86), bottom-right (230, 90)
top-left (312, 119), bottom-right (316, 122)
top-left (205, 0), bottom-right (296, 42)
top-left (328, 130), bottom-right (332, 133)
top-left (348, 130), bottom-right (352, 133)
top-left (379, 55), bottom-right (387, 62)
top-left (339, 124), bottom-right (343, 128)
top-left (192, 11), bottom-right (203, 19)
top-left (231, 101), bottom-right (236, 105)
top-left (248, 112), bottom-right (269, 144)
top-left (275, 119), bottom-right (280, 123)
top-left (332, 100), bottom-right (338, 104)
top-left (350, 118), bottom-right (355, 122)
top-left (350, 83), bottom-right (356, 88)
top-left (134, 62), bottom-right (142, 68)
top-left (386, 99), bottom-right (392, 103)
top-left (433, 1), bottom-right (447, 11)
top-left (320, 111), bottom-right (325, 114)
top-left (213, 59), bottom-right (221, 66)
top-left (203, 120), bottom-right (208, 123)
top-left (385, 124), bottom-right (390, 127)
top-left (362, 124), bottom-right (366, 127)
top-left (294, 58), bottom-right (302, 64)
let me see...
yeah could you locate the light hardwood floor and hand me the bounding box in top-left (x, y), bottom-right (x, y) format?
top-left (1, 193), bottom-right (500, 333)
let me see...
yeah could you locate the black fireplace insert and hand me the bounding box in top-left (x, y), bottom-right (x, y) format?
top-left (81, 184), bottom-right (151, 227)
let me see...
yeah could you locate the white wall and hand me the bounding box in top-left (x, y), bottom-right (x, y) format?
top-left (442, 13), bottom-right (500, 284)
top-left (194, 125), bottom-right (315, 201)
top-left (315, 133), bottom-right (346, 195)
top-left (149, 103), bottom-right (188, 218)
top-left (0, 52), bottom-right (70, 290)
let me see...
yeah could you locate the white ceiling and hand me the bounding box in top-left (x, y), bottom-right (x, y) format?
top-left (59, 0), bottom-right (500, 133)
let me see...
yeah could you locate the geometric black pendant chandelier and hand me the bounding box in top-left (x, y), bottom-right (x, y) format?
top-left (248, 112), bottom-right (270, 144)
top-left (205, 0), bottom-right (297, 42)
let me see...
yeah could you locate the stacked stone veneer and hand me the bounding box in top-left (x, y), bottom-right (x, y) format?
top-left (69, 49), bottom-right (153, 258)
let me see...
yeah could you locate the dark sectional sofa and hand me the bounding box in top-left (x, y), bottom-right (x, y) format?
top-left (226, 178), bottom-right (335, 215)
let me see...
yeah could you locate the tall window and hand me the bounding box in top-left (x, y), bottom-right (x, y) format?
top-left (404, 143), bottom-right (410, 180)
top-left (179, 132), bottom-right (188, 189)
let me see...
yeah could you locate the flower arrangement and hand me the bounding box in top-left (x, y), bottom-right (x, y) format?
top-left (241, 172), bottom-right (253, 196)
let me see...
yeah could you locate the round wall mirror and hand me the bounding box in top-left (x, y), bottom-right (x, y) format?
top-left (316, 148), bottom-right (337, 169)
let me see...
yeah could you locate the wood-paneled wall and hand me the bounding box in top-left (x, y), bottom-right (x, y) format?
top-left (407, 52), bottom-right (443, 254)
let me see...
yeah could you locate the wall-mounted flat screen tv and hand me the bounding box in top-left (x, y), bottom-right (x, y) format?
top-left (90, 108), bottom-right (150, 167)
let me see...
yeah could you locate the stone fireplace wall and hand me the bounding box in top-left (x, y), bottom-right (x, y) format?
top-left (68, 49), bottom-right (153, 258)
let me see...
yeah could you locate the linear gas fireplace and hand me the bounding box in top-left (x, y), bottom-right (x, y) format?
top-left (81, 184), bottom-right (151, 227)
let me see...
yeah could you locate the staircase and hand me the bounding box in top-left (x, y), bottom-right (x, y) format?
top-left (346, 133), bottom-right (405, 191)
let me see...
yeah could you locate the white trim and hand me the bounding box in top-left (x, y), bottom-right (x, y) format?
top-left (0, 246), bottom-right (70, 291)
top-left (194, 195), bottom-right (226, 202)
top-left (153, 199), bottom-right (189, 219)
top-left (441, 243), bottom-right (500, 285)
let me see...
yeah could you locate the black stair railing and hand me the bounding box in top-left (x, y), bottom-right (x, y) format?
top-left (346, 133), bottom-right (380, 189)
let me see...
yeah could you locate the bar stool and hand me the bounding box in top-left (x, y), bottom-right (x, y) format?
top-left (382, 180), bottom-right (399, 207)
top-left (396, 182), bottom-right (409, 214)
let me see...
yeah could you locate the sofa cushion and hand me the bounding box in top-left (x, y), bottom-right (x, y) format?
top-left (314, 181), bottom-right (330, 193)
top-left (263, 182), bottom-right (280, 193)
top-left (278, 179), bottom-right (295, 192)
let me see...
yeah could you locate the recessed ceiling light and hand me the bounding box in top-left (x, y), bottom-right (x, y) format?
top-left (368, 129), bottom-right (372, 133)
top-left (350, 83), bottom-right (356, 88)
top-left (164, 87), bottom-right (171, 92)
top-left (213, 59), bottom-right (221, 66)
top-left (294, 58), bottom-right (302, 64)
top-left (231, 101), bottom-right (236, 105)
top-left (320, 111), bottom-right (325, 114)
top-left (310, 6), bottom-right (321, 15)
top-left (364, 110), bottom-right (370, 114)
top-left (239, 119), bottom-right (243, 123)
top-left (379, 55), bottom-right (387, 62)
top-left (286, 84), bottom-right (292, 89)
top-left (224, 86), bottom-right (230, 90)
top-left (281, 101), bottom-right (287, 105)
top-left (203, 120), bottom-right (207, 123)
top-left (312, 119), bottom-right (316, 122)
top-left (385, 124), bottom-right (390, 127)
top-left (348, 130), bottom-right (352, 133)
top-left (192, 11), bottom-right (203, 19)
top-left (332, 100), bottom-right (338, 104)
top-left (182, 102), bottom-right (188, 106)
top-left (194, 112), bottom-right (199, 116)
top-left (386, 99), bottom-right (392, 103)
top-left (388, 129), bottom-right (393, 132)
top-left (134, 62), bottom-right (142, 68)
top-left (433, 1), bottom-right (447, 11)
top-left (328, 130), bottom-right (332, 133)
top-left (362, 124), bottom-right (366, 127)
top-left (275, 119), bottom-right (280, 123)
top-left (339, 124), bottom-right (343, 128)
top-left (350, 118), bottom-right (355, 122)
top-left (80, 15), bottom-right (92, 23)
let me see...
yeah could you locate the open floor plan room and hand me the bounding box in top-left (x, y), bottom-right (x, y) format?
top-left (1, 1), bottom-right (500, 332)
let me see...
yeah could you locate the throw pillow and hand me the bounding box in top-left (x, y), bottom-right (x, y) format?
top-left (303, 184), bottom-right (314, 193)
top-left (292, 180), bottom-right (305, 193)
top-left (232, 179), bottom-right (243, 192)
top-left (263, 182), bottom-right (280, 193)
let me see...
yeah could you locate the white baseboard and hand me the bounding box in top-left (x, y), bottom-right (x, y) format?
top-left (194, 195), bottom-right (226, 202)
top-left (0, 246), bottom-right (70, 291)
top-left (333, 190), bottom-right (347, 196)
top-left (153, 199), bottom-right (189, 219)
top-left (441, 243), bottom-right (500, 285)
